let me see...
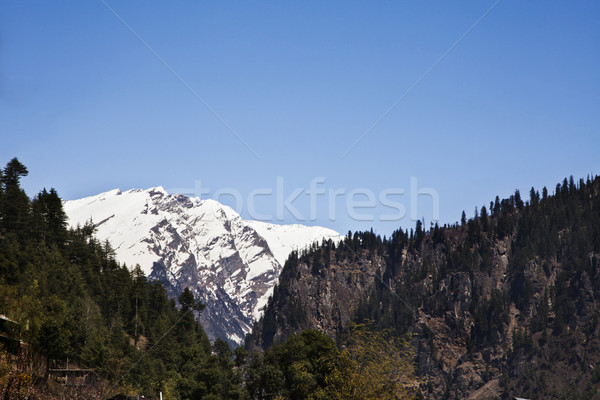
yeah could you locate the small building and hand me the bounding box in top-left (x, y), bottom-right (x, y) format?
top-left (0, 314), bottom-right (24, 355)
top-left (49, 359), bottom-right (97, 386)
top-left (49, 367), bottom-right (97, 386)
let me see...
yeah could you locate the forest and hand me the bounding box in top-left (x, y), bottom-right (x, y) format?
top-left (0, 159), bottom-right (419, 399)
top-left (250, 173), bottom-right (600, 398)
top-left (3, 156), bottom-right (599, 399)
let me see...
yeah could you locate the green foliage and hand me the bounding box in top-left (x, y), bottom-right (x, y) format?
top-left (246, 327), bottom-right (417, 400)
top-left (0, 158), bottom-right (31, 243)
top-left (36, 318), bottom-right (68, 361)
top-left (0, 158), bottom-right (237, 398)
top-left (3, 158), bottom-right (600, 399)
top-left (470, 289), bottom-right (509, 346)
top-left (327, 322), bottom-right (416, 400)
top-left (252, 173), bottom-right (600, 399)
top-left (31, 188), bottom-right (67, 246)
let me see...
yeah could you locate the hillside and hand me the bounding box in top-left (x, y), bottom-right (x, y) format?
top-left (3, 156), bottom-right (599, 399)
top-left (0, 158), bottom-right (250, 398)
top-left (2, 157), bottom-right (407, 400)
top-left (248, 175), bottom-right (600, 399)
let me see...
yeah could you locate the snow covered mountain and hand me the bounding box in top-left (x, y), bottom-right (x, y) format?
top-left (63, 187), bottom-right (341, 345)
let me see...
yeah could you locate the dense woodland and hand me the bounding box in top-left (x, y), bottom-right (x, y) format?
top-left (0, 158), bottom-right (418, 399)
top-left (250, 174), bottom-right (600, 399)
top-left (3, 156), bottom-right (599, 399)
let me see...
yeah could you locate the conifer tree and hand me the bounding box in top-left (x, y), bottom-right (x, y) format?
top-left (0, 158), bottom-right (30, 238)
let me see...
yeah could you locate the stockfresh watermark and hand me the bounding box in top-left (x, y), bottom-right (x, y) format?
top-left (168, 176), bottom-right (439, 223)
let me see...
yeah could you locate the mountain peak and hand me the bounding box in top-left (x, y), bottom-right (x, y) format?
top-left (64, 188), bottom-right (341, 345)
top-left (147, 186), bottom-right (168, 195)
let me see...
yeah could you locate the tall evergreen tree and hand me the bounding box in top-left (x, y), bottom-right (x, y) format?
top-left (31, 188), bottom-right (68, 246)
top-left (0, 158), bottom-right (31, 238)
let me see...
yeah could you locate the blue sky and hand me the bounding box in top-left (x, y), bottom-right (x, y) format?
top-left (2, 1), bottom-right (599, 236)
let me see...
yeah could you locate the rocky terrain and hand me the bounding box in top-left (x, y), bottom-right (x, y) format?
top-left (64, 187), bottom-right (340, 345)
top-left (249, 177), bottom-right (600, 399)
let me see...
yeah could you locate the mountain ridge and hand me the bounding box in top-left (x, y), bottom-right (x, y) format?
top-left (63, 187), bottom-right (341, 345)
top-left (249, 175), bottom-right (600, 398)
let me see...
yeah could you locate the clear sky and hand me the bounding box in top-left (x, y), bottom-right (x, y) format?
top-left (2, 1), bottom-right (599, 236)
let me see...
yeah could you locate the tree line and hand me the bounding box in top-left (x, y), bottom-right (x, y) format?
top-left (0, 158), bottom-right (419, 400)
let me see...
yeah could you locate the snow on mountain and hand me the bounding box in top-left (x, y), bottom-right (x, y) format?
top-left (63, 187), bottom-right (341, 345)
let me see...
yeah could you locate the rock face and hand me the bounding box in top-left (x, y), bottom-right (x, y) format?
top-left (250, 177), bottom-right (600, 399)
top-left (252, 245), bottom-right (385, 348)
top-left (251, 236), bottom-right (600, 398)
top-left (63, 187), bottom-right (341, 345)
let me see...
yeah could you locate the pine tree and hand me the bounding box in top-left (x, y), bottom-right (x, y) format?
top-left (514, 189), bottom-right (524, 209)
top-left (0, 158), bottom-right (31, 239)
top-left (480, 206), bottom-right (489, 232)
top-left (415, 219), bottom-right (424, 247)
top-left (529, 186), bottom-right (539, 207)
top-left (493, 196), bottom-right (501, 215)
top-left (31, 188), bottom-right (68, 246)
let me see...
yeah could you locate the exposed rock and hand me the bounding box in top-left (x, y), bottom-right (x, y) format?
top-left (64, 187), bottom-right (341, 345)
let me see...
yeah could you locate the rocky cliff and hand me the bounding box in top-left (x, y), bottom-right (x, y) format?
top-left (249, 176), bottom-right (600, 399)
